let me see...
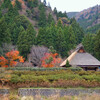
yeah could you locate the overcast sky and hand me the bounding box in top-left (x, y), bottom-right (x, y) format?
top-left (41, 0), bottom-right (100, 12)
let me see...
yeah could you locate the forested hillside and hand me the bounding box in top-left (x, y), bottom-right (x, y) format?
top-left (0, 0), bottom-right (88, 61)
top-left (68, 5), bottom-right (100, 34)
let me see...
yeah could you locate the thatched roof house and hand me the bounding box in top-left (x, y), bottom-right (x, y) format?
top-left (60, 44), bottom-right (100, 71)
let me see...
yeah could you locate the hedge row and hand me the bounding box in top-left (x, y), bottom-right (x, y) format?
top-left (6, 67), bottom-right (83, 71)
top-left (6, 70), bottom-right (100, 88)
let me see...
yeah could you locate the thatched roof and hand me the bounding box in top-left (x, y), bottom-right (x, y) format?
top-left (60, 45), bottom-right (100, 67)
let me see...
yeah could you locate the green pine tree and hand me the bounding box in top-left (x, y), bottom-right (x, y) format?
top-left (38, 4), bottom-right (47, 27)
top-left (94, 30), bottom-right (100, 60)
top-left (66, 60), bottom-right (71, 67)
top-left (15, 0), bottom-right (22, 10)
top-left (26, 23), bottom-right (36, 45)
top-left (0, 17), bottom-right (11, 45)
top-left (82, 33), bottom-right (95, 55)
top-left (36, 27), bottom-right (47, 46)
top-left (68, 26), bottom-right (76, 49)
top-left (55, 27), bottom-right (67, 57)
top-left (17, 24), bottom-right (36, 59)
top-left (0, 10), bottom-right (2, 18)
top-left (71, 18), bottom-right (84, 44)
top-left (47, 13), bottom-right (54, 25)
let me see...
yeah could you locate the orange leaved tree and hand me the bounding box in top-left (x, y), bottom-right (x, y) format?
top-left (41, 53), bottom-right (62, 68)
top-left (0, 50), bottom-right (24, 67)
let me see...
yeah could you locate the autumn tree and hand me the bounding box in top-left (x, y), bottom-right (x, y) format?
top-left (41, 53), bottom-right (62, 68)
top-left (0, 50), bottom-right (24, 67)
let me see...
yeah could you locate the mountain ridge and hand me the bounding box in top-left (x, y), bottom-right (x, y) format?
top-left (67, 5), bottom-right (100, 33)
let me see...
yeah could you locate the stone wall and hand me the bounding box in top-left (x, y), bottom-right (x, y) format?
top-left (18, 88), bottom-right (100, 97)
top-left (0, 89), bottom-right (9, 95)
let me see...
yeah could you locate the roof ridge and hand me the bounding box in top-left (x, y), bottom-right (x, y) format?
top-left (60, 50), bottom-right (77, 67)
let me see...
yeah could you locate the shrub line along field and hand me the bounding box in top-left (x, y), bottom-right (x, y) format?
top-left (0, 67), bottom-right (99, 89)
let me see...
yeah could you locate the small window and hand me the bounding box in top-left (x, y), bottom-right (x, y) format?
top-left (78, 47), bottom-right (85, 53)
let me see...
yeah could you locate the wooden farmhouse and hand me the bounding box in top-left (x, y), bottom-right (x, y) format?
top-left (60, 45), bottom-right (100, 71)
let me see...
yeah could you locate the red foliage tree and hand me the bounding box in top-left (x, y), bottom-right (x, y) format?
top-left (41, 53), bottom-right (62, 68)
top-left (0, 50), bottom-right (24, 67)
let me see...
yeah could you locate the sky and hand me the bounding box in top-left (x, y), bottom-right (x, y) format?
top-left (42, 0), bottom-right (100, 12)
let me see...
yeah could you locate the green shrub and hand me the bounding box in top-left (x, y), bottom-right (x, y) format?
top-left (6, 67), bottom-right (83, 71)
top-left (6, 67), bottom-right (67, 71)
top-left (67, 67), bottom-right (83, 71)
top-left (66, 60), bottom-right (71, 67)
top-left (82, 75), bottom-right (100, 82)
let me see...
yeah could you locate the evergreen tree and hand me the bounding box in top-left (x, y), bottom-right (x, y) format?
top-left (27, 0), bottom-right (38, 8)
top-left (54, 7), bottom-right (57, 14)
top-left (17, 24), bottom-right (36, 59)
top-left (0, 17), bottom-right (11, 45)
top-left (36, 27), bottom-right (47, 46)
top-left (47, 13), bottom-right (54, 25)
top-left (38, 4), bottom-right (47, 27)
top-left (94, 30), bottom-right (100, 60)
top-left (14, 15), bottom-right (30, 29)
top-left (12, 26), bottom-right (19, 44)
top-left (68, 26), bottom-right (76, 49)
top-left (57, 19), bottom-right (63, 28)
top-left (71, 18), bottom-right (84, 44)
top-left (55, 27), bottom-right (67, 57)
top-left (63, 26), bottom-right (70, 56)
top-left (37, 23), bottom-right (56, 48)
top-left (15, 0), bottom-right (22, 10)
top-left (66, 60), bottom-right (71, 67)
top-left (45, 26), bottom-right (54, 47)
top-left (4, 0), bottom-right (11, 8)
top-left (26, 23), bottom-right (36, 45)
top-left (9, 23), bottom-right (21, 45)
top-left (17, 26), bottom-right (27, 58)
top-left (82, 34), bottom-right (95, 55)
top-left (0, 10), bottom-right (2, 18)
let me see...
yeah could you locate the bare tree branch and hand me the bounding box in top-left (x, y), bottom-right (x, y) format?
top-left (29, 46), bottom-right (49, 67)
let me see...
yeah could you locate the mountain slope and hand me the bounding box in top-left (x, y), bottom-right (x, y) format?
top-left (68, 5), bottom-right (100, 33)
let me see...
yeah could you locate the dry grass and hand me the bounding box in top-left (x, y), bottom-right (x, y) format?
top-left (1, 93), bottom-right (100, 100)
top-left (20, 94), bottom-right (100, 100)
